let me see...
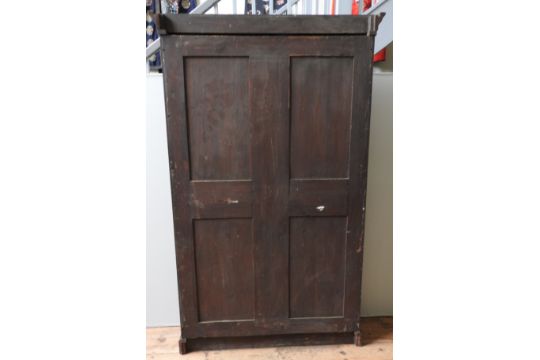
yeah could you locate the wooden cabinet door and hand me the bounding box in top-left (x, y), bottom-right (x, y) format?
top-left (161, 24), bottom-right (375, 344)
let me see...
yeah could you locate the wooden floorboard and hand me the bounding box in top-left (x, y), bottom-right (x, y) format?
top-left (147, 316), bottom-right (392, 359)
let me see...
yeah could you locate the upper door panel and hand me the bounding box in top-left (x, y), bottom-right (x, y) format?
top-left (290, 57), bottom-right (353, 179)
top-left (184, 57), bottom-right (251, 180)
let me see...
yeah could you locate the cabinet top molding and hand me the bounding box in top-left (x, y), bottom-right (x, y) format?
top-left (157, 14), bottom-right (385, 36)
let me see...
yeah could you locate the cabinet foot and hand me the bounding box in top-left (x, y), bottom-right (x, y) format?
top-left (354, 331), bottom-right (362, 347)
top-left (179, 337), bottom-right (188, 354)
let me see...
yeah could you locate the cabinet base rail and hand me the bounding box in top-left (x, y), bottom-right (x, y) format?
top-left (179, 331), bottom-right (362, 354)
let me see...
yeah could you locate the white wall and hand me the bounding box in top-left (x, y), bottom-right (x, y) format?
top-left (361, 73), bottom-right (393, 315)
top-left (146, 72), bottom-right (393, 327)
top-left (146, 74), bottom-right (180, 326)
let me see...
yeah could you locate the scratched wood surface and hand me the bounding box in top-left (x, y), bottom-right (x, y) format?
top-left (160, 15), bottom-right (378, 352)
top-left (147, 317), bottom-right (392, 360)
top-left (157, 14), bottom-right (385, 35)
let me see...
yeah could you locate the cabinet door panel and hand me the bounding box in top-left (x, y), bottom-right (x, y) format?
top-left (194, 219), bottom-right (255, 322)
top-left (289, 217), bottom-right (347, 318)
top-left (290, 57), bottom-right (353, 179)
top-left (184, 57), bottom-right (251, 180)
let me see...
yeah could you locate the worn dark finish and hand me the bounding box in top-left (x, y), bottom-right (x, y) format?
top-left (187, 332), bottom-right (355, 352)
top-left (354, 330), bottom-right (362, 346)
top-left (185, 57), bottom-right (250, 181)
top-left (159, 14), bottom-right (381, 354)
top-left (157, 14), bottom-right (385, 35)
top-left (179, 338), bottom-right (187, 355)
top-left (289, 217), bottom-right (347, 318)
top-left (193, 218), bottom-right (255, 322)
top-left (290, 57), bottom-right (353, 179)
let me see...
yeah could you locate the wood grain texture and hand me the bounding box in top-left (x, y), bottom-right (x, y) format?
top-left (343, 37), bottom-right (375, 323)
top-left (160, 19), bottom-right (377, 352)
top-left (157, 14), bottom-right (385, 35)
top-left (182, 317), bottom-right (355, 339)
top-left (147, 317), bottom-right (392, 360)
top-left (289, 179), bottom-right (349, 217)
top-left (250, 56), bottom-right (291, 321)
top-left (190, 180), bottom-right (253, 219)
top-left (185, 57), bottom-right (250, 180)
top-left (290, 57), bottom-right (353, 179)
top-left (171, 36), bottom-right (358, 57)
top-left (289, 217), bottom-right (348, 318)
top-left (161, 36), bottom-right (200, 327)
top-left (194, 219), bottom-right (255, 322)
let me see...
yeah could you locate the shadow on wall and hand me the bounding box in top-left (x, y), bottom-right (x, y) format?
top-left (361, 71), bottom-right (393, 316)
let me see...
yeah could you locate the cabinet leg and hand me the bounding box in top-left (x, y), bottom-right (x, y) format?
top-left (179, 337), bottom-right (188, 355)
top-left (354, 330), bottom-right (362, 347)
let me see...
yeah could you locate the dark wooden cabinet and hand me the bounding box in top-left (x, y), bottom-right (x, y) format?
top-left (158, 14), bottom-right (383, 354)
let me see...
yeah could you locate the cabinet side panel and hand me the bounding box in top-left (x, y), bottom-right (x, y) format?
top-left (343, 37), bottom-right (375, 323)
